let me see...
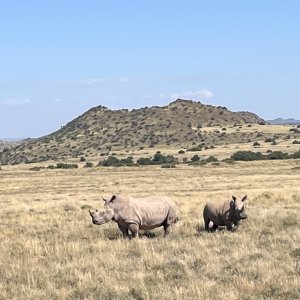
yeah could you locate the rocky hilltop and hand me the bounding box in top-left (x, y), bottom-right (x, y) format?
top-left (0, 99), bottom-right (266, 164)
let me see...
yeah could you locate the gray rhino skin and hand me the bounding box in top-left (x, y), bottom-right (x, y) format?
top-left (89, 194), bottom-right (179, 238)
top-left (203, 195), bottom-right (248, 232)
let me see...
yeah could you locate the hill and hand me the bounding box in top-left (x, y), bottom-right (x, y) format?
top-left (267, 118), bottom-right (300, 125)
top-left (0, 99), bottom-right (270, 165)
top-left (0, 140), bottom-right (20, 151)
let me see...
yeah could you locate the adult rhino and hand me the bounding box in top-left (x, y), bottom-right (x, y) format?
top-left (203, 195), bottom-right (248, 232)
top-left (89, 194), bottom-right (179, 238)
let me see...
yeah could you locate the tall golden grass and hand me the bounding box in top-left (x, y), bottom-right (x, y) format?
top-left (0, 158), bottom-right (299, 299)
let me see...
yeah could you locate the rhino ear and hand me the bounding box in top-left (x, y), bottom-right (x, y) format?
top-left (241, 195), bottom-right (248, 202)
top-left (109, 195), bottom-right (117, 203)
top-left (232, 196), bottom-right (237, 202)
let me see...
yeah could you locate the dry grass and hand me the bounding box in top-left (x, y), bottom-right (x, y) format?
top-left (0, 158), bottom-right (300, 299)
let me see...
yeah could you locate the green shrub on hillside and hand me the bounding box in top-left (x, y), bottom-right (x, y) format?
top-left (100, 156), bottom-right (135, 167)
top-left (137, 152), bottom-right (177, 166)
top-left (136, 157), bottom-right (153, 165)
top-left (186, 146), bottom-right (202, 152)
top-left (267, 151), bottom-right (289, 160)
top-left (231, 151), bottom-right (264, 161)
top-left (191, 155), bottom-right (200, 162)
top-left (291, 150), bottom-right (300, 159)
top-left (47, 163), bottom-right (78, 169)
top-left (206, 156), bottom-right (218, 163)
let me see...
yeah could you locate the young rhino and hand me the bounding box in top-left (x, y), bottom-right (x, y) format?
top-left (89, 194), bottom-right (179, 238)
top-left (203, 195), bottom-right (248, 232)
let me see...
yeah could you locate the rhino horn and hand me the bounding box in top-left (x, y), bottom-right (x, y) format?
top-left (232, 196), bottom-right (237, 202)
top-left (89, 209), bottom-right (93, 216)
top-left (241, 195), bottom-right (248, 202)
top-left (109, 195), bottom-right (117, 202)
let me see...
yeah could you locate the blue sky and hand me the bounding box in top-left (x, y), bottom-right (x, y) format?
top-left (1, 1), bottom-right (300, 138)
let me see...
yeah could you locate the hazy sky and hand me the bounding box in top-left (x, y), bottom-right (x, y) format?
top-left (1, 1), bottom-right (300, 138)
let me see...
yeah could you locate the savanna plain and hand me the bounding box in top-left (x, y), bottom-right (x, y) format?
top-left (0, 152), bottom-right (300, 299)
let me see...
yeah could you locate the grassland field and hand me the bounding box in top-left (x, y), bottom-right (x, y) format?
top-left (0, 134), bottom-right (300, 299)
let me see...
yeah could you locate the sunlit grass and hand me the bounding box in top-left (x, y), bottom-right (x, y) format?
top-left (0, 158), bottom-right (299, 299)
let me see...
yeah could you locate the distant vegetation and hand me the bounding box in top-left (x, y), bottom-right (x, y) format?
top-left (99, 156), bottom-right (135, 167)
top-left (26, 149), bottom-right (300, 171)
top-left (230, 150), bottom-right (300, 161)
top-left (47, 163), bottom-right (79, 169)
top-left (137, 152), bottom-right (178, 166)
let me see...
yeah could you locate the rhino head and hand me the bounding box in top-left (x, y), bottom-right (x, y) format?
top-left (89, 208), bottom-right (114, 225)
top-left (229, 195), bottom-right (248, 221)
top-left (89, 195), bottom-right (117, 225)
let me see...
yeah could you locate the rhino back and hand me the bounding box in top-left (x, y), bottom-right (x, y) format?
top-left (112, 195), bottom-right (177, 229)
top-left (130, 197), bottom-right (175, 228)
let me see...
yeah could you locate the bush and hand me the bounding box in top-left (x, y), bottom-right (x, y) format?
top-left (100, 156), bottom-right (135, 167)
top-left (186, 146), bottom-right (202, 152)
top-left (206, 156), bottom-right (218, 163)
top-left (136, 157), bottom-right (153, 165)
top-left (80, 156), bottom-right (86, 162)
top-left (265, 137), bottom-right (276, 143)
top-left (253, 142), bottom-right (260, 147)
top-left (291, 150), bottom-right (300, 159)
top-left (57, 163), bottom-right (78, 169)
top-left (101, 156), bottom-right (120, 166)
top-left (120, 156), bottom-right (135, 166)
top-left (84, 162), bottom-right (94, 168)
top-left (289, 128), bottom-right (300, 133)
top-left (231, 151), bottom-right (264, 161)
top-left (137, 152), bottom-right (177, 166)
top-left (153, 152), bottom-right (177, 164)
top-left (47, 163), bottom-right (78, 169)
top-left (267, 151), bottom-right (288, 160)
top-left (29, 166), bottom-right (44, 171)
top-left (292, 140), bottom-right (300, 144)
top-left (178, 150), bottom-right (185, 154)
top-left (191, 155), bottom-right (200, 162)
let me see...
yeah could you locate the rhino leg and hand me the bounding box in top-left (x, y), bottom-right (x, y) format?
top-left (163, 224), bottom-right (171, 238)
top-left (118, 223), bottom-right (130, 239)
top-left (211, 223), bottom-right (218, 232)
top-left (232, 221), bottom-right (240, 232)
top-left (226, 223), bottom-right (234, 231)
top-left (204, 218), bottom-right (210, 231)
top-left (203, 206), bottom-right (211, 231)
top-left (129, 223), bottom-right (139, 238)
